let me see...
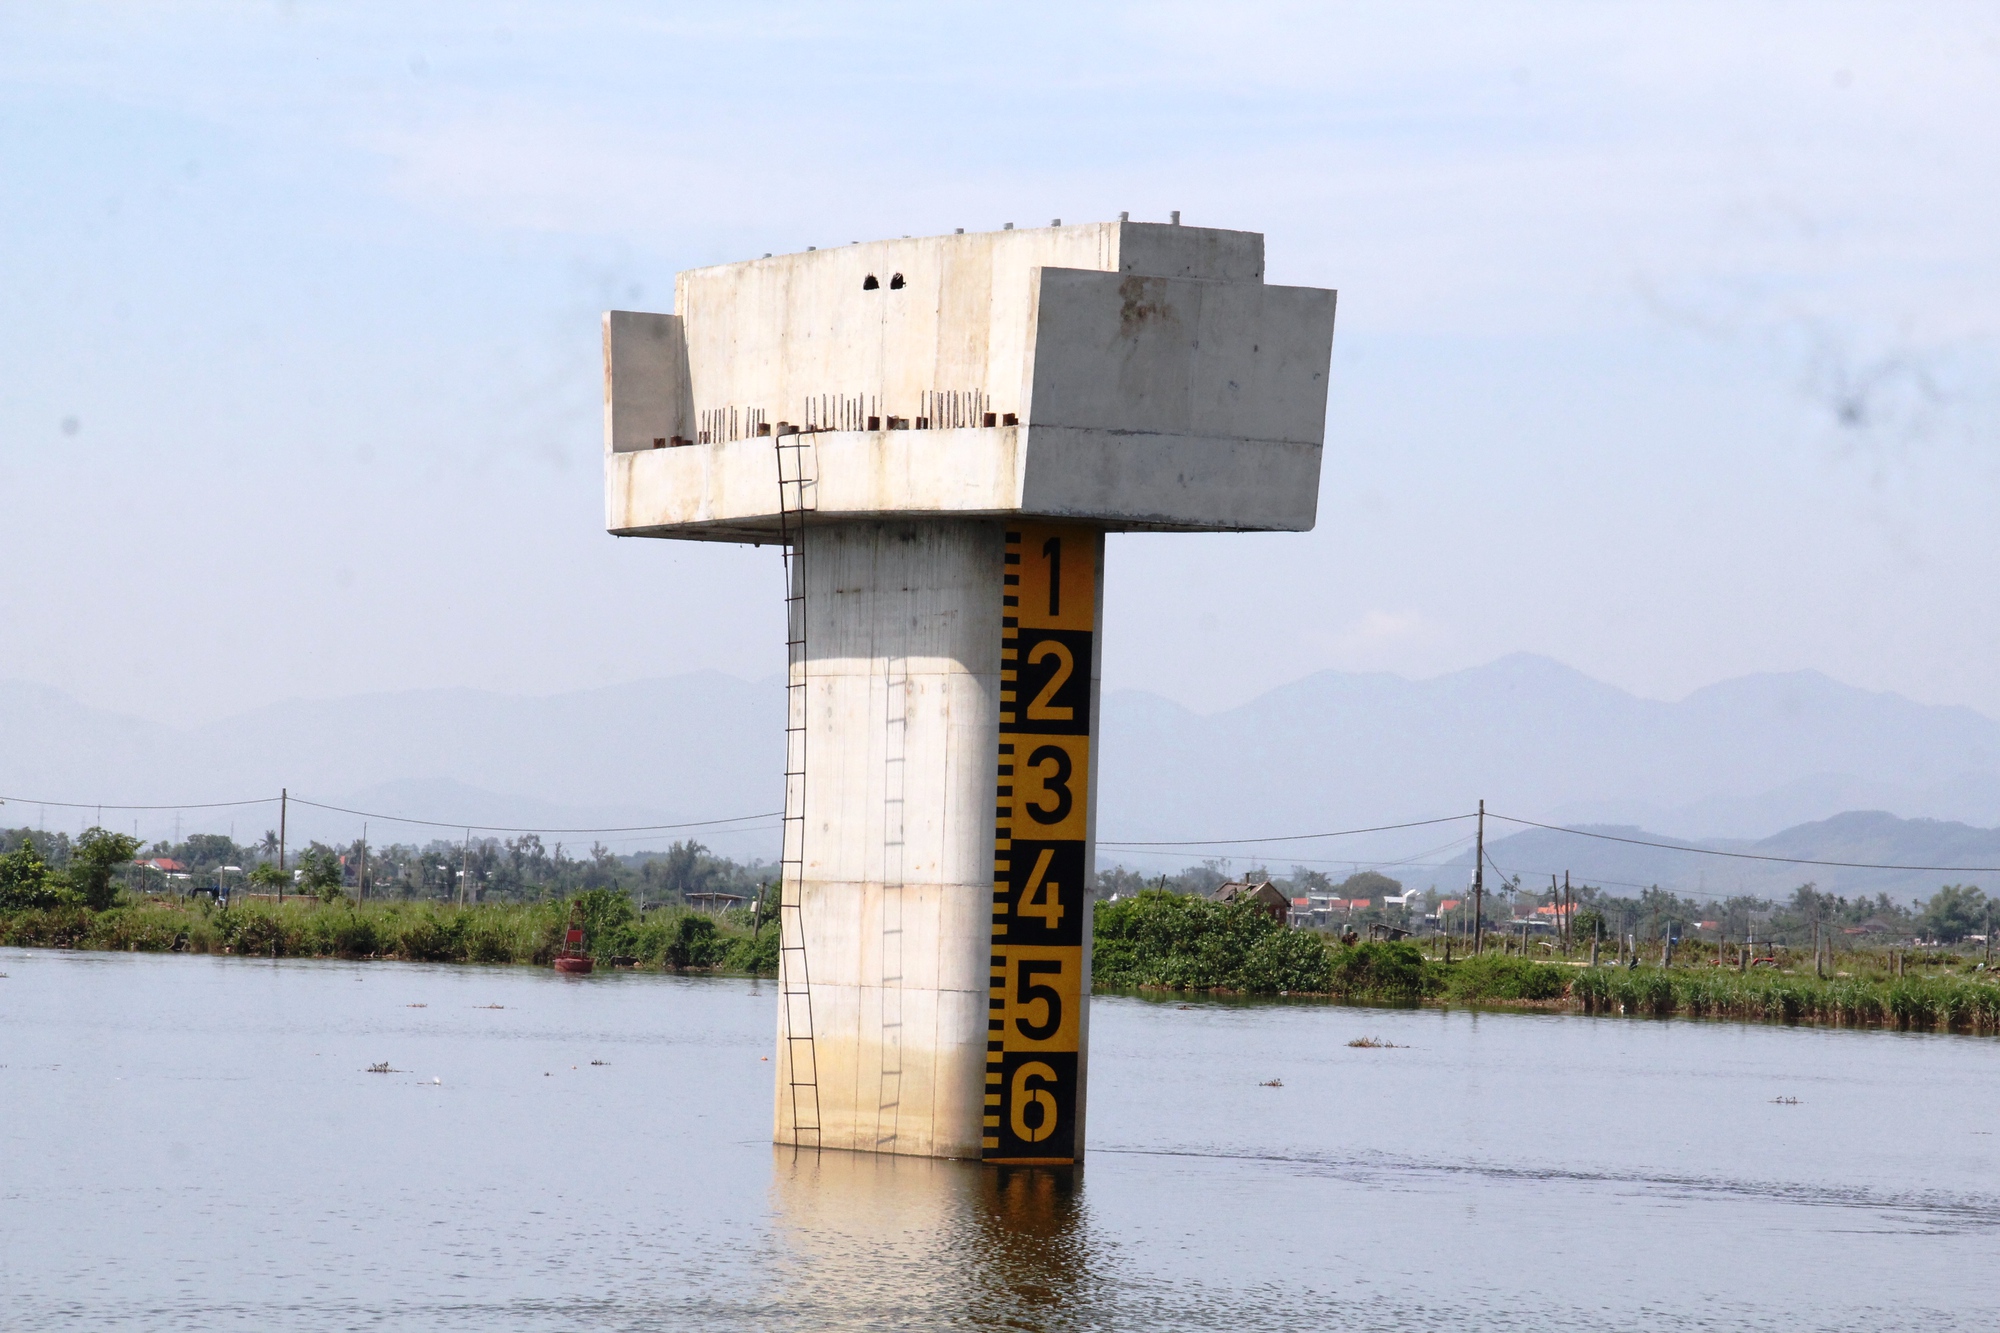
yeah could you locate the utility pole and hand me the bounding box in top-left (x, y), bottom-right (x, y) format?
top-left (359, 822), bottom-right (368, 902)
top-left (1472, 799), bottom-right (1485, 955)
top-left (1564, 871), bottom-right (1572, 953)
top-left (460, 829), bottom-right (471, 907)
top-left (278, 788), bottom-right (287, 902)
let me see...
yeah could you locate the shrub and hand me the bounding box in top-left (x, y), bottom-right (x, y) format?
top-left (1092, 890), bottom-right (1331, 994)
top-left (0, 841), bottom-right (77, 911)
top-left (1240, 926), bottom-right (1337, 994)
top-left (1326, 940), bottom-right (1430, 1002)
top-left (1443, 954), bottom-right (1570, 1003)
top-left (664, 913), bottom-right (729, 969)
top-left (461, 911), bottom-right (528, 964)
top-left (299, 906), bottom-right (382, 958)
top-left (69, 827), bottom-right (141, 911)
top-left (83, 907), bottom-right (186, 952)
top-left (0, 906), bottom-right (92, 947)
top-left (390, 910), bottom-right (463, 962)
top-left (232, 909), bottom-right (292, 957)
top-left (727, 922), bottom-right (780, 975)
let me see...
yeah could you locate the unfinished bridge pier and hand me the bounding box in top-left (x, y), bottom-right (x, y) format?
top-left (602, 219), bottom-right (1336, 1163)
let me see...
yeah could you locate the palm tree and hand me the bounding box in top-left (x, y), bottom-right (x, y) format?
top-left (258, 830), bottom-right (280, 864)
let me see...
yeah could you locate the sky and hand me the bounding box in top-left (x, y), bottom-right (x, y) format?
top-left (3, 1), bottom-right (1998, 728)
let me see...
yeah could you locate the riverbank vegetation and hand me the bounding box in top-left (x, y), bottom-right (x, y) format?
top-left (1095, 889), bottom-right (2000, 1033)
top-left (10, 826), bottom-right (2000, 1033)
top-left (3, 824), bottom-right (781, 972)
top-left (1, 872), bottom-right (777, 974)
top-left (1, 824), bottom-right (772, 907)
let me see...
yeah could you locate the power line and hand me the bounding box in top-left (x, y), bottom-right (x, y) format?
top-left (0, 790), bottom-right (779, 837)
top-left (24, 784), bottom-right (1992, 876)
top-left (1107, 805), bottom-right (2000, 875)
top-left (285, 797), bottom-right (781, 836)
top-left (1101, 833), bottom-right (1479, 875)
top-left (1484, 845), bottom-right (1520, 886)
top-left (1099, 813), bottom-right (1474, 849)
top-left (1487, 811), bottom-right (2000, 874)
top-left (0, 794), bottom-right (277, 811)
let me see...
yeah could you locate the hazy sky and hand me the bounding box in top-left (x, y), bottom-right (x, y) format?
top-left (4, 2), bottom-right (1998, 727)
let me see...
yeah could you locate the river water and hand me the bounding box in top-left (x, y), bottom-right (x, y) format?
top-left (3, 946), bottom-right (1996, 1331)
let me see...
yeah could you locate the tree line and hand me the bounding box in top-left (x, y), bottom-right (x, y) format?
top-left (7, 823), bottom-right (1989, 948)
top-left (0, 826), bottom-right (772, 911)
top-left (1095, 859), bottom-right (1993, 948)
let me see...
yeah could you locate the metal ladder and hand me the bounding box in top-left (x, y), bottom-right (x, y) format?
top-left (874, 654), bottom-right (907, 1150)
top-left (775, 429), bottom-right (821, 1150)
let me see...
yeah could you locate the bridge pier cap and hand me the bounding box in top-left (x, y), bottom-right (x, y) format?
top-left (603, 219), bottom-right (1336, 540)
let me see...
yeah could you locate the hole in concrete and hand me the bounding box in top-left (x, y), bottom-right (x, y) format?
top-left (889, 273), bottom-right (905, 290)
top-left (862, 274), bottom-right (879, 290)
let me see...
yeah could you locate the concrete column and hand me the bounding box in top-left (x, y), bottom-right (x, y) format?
top-left (775, 519), bottom-right (1005, 1158)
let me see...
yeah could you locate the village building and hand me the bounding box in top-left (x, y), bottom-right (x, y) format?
top-left (1212, 879), bottom-right (1292, 922)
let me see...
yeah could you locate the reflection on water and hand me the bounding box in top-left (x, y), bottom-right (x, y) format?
top-left (979, 1165), bottom-right (1085, 1311)
top-left (769, 1151), bottom-right (1089, 1327)
top-left (5, 948), bottom-right (2000, 1331)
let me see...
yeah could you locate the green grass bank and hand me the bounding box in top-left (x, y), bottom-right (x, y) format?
top-left (1094, 889), bottom-right (2000, 1034)
top-left (9, 886), bottom-right (2000, 1035)
top-left (0, 889), bottom-right (778, 975)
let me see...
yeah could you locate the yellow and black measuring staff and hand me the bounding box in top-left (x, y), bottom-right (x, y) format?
top-left (987, 523), bottom-right (1098, 1164)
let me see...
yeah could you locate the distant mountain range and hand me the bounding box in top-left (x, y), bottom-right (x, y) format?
top-left (0, 673), bottom-right (785, 859)
top-left (6, 654), bottom-right (2000, 900)
top-left (1093, 654), bottom-right (2000, 897)
top-left (1452, 811), bottom-right (2000, 904)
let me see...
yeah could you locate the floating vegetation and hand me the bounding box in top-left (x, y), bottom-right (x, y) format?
top-left (1347, 1036), bottom-right (1401, 1048)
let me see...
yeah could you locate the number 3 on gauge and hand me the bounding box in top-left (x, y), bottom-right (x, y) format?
top-left (1025, 744), bottom-right (1072, 824)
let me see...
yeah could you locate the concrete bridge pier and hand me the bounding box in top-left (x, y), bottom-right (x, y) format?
top-left (774, 518), bottom-right (1102, 1161)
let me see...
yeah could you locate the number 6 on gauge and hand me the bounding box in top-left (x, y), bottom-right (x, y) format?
top-left (1009, 1060), bottom-right (1059, 1144)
